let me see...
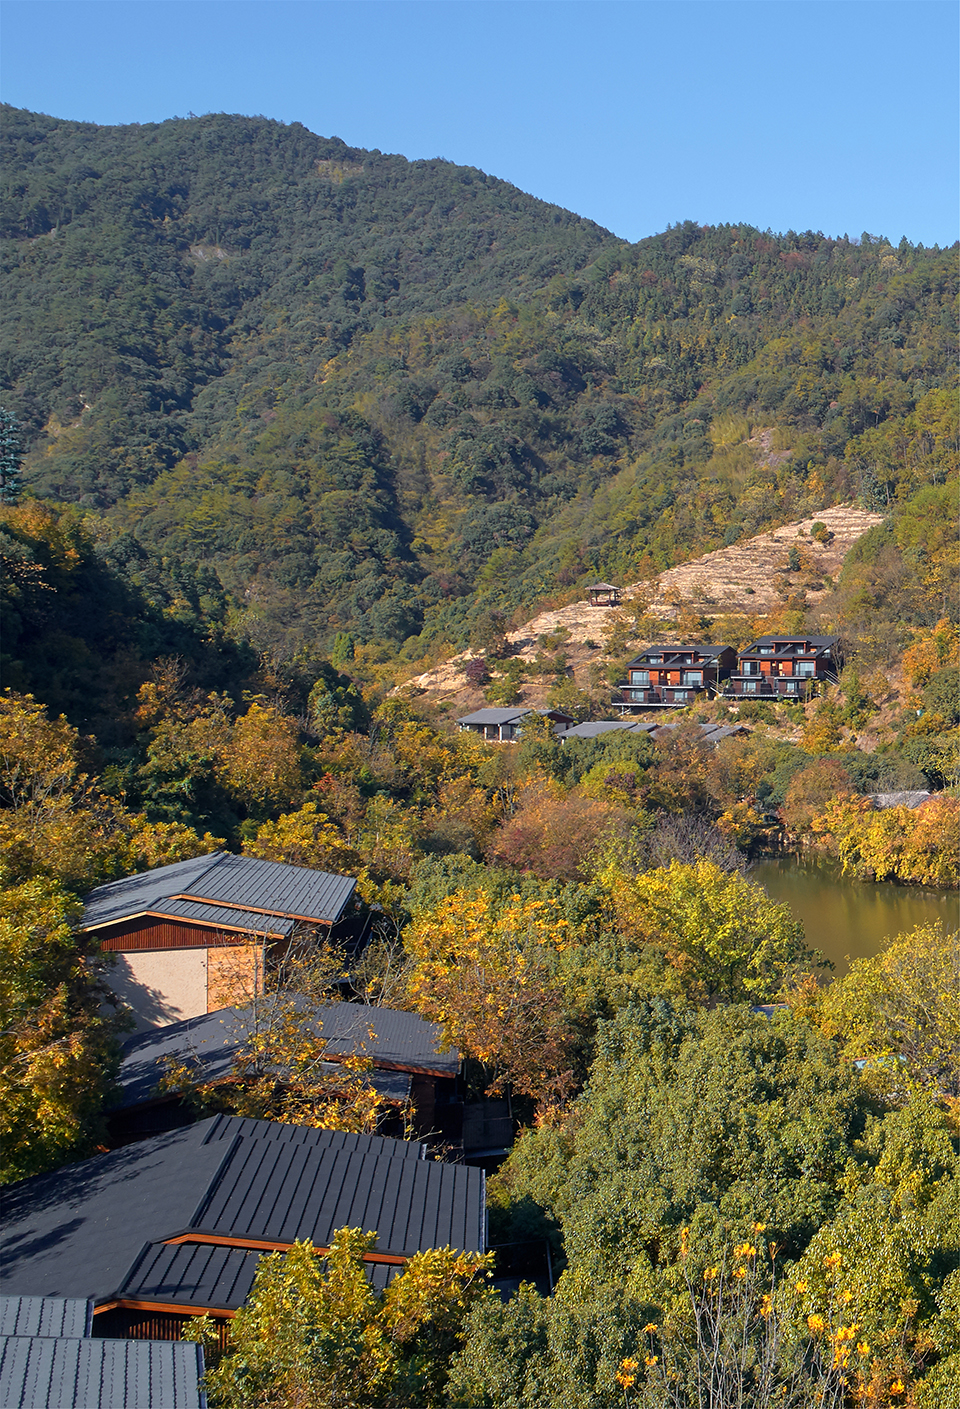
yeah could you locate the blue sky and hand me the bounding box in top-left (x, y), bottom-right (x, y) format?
top-left (2, 1), bottom-right (957, 247)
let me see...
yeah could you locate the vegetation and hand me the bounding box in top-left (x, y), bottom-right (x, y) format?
top-left (2, 108), bottom-right (956, 691)
top-left (0, 106), bottom-right (957, 1406)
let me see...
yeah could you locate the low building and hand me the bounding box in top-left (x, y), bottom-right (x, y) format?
top-left (107, 1001), bottom-right (460, 1144)
top-left (0, 1296), bottom-right (205, 1408)
top-left (613, 645), bottom-right (736, 711)
top-left (456, 707), bottom-right (574, 741)
top-left (82, 853), bottom-right (357, 1032)
top-left (727, 635), bottom-right (841, 698)
top-left (0, 1115), bottom-right (485, 1348)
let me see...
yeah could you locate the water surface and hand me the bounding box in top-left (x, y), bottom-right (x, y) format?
top-left (752, 855), bottom-right (959, 973)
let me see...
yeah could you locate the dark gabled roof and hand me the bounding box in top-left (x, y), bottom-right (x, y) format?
top-left (319, 1003), bottom-right (458, 1077)
top-left (186, 1134), bottom-right (481, 1259)
top-left (117, 1236), bottom-right (396, 1317)
top-left (0, 1116), bottom-right (480, 1312)
top-left (738, 634), bottom-right (839, 657)
top-left (117, 1241), bottom-right (262, 1315)
top-left (82, 853), bottom-right (356, 933)
top-left (111, 1003), bottom-right (454, 1111)
top-left (456, 707), bottom-right (574, 727)
top-left (0, 1297), bottom-right (91, 1339)
top-left (625, 644), bottom-right (731, 666)
top-left (561, 719), bottom-right (659, 740)
top-left (456, 708), bottom-right (530, 725)
top-left (0, 1123), bottom-right (231, 1302)
top-left (0, 1335), bottom-right (205, 1409)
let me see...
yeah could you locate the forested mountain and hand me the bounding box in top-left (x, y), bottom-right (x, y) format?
top-left (2, 106), bottom-right (957, 702)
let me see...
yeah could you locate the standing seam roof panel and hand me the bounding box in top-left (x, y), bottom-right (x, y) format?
top-left (0, 1297), bottom-right (92, 1340)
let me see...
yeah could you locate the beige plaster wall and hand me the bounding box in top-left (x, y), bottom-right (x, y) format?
top-left (109, 949), bottom-right (210, 1033)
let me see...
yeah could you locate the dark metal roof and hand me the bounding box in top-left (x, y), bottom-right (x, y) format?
top-left (112, 1004), bottom-right (451, 1111)
top-left (318, 1004), bottom-right (458, 1077)
top-left (625, 644), bottom-right (731, 666)
top-left (189, 1134), bottom-right (483, 1260)
top-left (0, 1298), bottom-right (91, 1340)
top-left (0, 1335), bottom-right (205, 1409)
top-left (561, 719), bottom-right (659, 740)
top-left (0, 1124), bottom-right (231, 1302)
top-left (82, 854), bottom-right (356, 932)
top-left (0, 1116), bottom-right (478, 1314)
top-left (738, 634), bottom-right (838, 657)
top-left (117, 1238), bottom-right (397, 1314)
top-left (199, 1114), bottom-right (423, 1157)
top-left (456, 708), bottom-right (530, 725)
top-left (152, 899), bottom-right (294, 937)
top-left (118, 1242), bottom-right (262, 1314)
top-left (179, 854), bottom-right (355, 925)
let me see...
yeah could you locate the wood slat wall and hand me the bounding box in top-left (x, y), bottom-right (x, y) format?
top-left (98, 917), bottom-right (250, 952)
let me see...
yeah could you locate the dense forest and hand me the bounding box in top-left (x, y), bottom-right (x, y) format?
top-left (2, 107), bottom-right (957, 722)
top-left (1, 107), bottom-right (958, 1409)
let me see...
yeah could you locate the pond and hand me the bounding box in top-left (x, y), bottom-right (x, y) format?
top-left (751, 855), bottom-right (959, 973)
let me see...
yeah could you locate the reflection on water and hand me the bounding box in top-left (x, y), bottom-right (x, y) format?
top-left (752, 855), bottom-right (960, 974)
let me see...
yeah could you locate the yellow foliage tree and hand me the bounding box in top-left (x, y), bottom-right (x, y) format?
top-left (811, 795), bottom-right (959, 888)
top-left (596, 856), bottom-right (814, 1002)
top-left (0, 690), bottom-right (131, 890)
top-left (405, 891), bottom-right (574, 1102)
top-left (0, 876), bottom-right (127, 1181)
top-left (191, 1230), bottom-right (494, 1409)
top-left (811, 921), bottom-right (960, 1099)
top-left (243, 801), bottom-right (362, 876)
top-left (217, 702), bottom-right (303, 813)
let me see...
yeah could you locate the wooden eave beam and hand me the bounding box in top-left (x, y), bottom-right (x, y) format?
top-left (162, 1232), bottom-right (409, 1265)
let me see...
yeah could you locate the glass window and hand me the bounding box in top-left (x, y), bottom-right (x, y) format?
top-left (798, 661), bottom-right (815, 676)
top-left (743, 681), bottom-right (757, 694)
top-left (630, 670), bottom-right (650, 685)
top-left (682, 672), bottom-right (702, 686)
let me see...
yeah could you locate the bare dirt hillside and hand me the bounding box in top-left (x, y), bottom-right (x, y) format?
top-left (398, 504), bottom-right (884, 715)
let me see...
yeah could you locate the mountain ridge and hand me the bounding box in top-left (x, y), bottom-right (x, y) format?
top-left (2, 107), bottom-right (957, 700)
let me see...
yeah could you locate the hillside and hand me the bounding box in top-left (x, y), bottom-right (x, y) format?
top-left (2, 108), bottom-right (957, 700)
top-left (397, 503), bottom-right (885, 713)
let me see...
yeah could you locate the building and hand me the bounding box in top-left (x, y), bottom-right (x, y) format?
top-left (613, 645), bottom-right (736, 711)
top-left (0, 1115), bottom-right (485, 1348)
top-left (584, 581), bottom-right (621, 607)
top-left (0, 1296), bottom-right (206, 1408)
top-left (82, 853), bottom-right (357, 1032)
top-left (727, 635), bottom-right (841, 699)
top-left (455, 707), bottom-right (575, 742)
top-left (107, 1002), bottom-right (461, 1144)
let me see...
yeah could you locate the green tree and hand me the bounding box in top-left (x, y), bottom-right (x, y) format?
top-left (0, 408), bottom-right (23, 504)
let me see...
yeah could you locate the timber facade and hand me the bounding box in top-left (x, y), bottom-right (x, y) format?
top-left (613, 645), bottom-right (736, 711)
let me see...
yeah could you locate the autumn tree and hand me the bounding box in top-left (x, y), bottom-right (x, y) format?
top-left (0, 690), bottom-right (129, 890)
top-left (162, 937), bottom-right (391, 1134)
top-left (405, 890), bottom-right (574, 1103)
top-left (490, 779), bottom-right (633, 883)
top-left (218, 702), bottom-right (303, 816)
top-left (596, 856), bottom-right (815, 1003)
top-left (810, 794), bottom-right (960, 887)
top-left (191, 1229), bottom-right (494, 1409)
top-left (781, 759), bottom-right (855, 835)
top-left (0, 876), bottom-right (127, 1181)
top-left (808, 920), bottom-right (960, 1100)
